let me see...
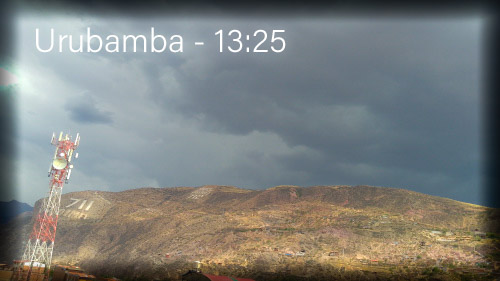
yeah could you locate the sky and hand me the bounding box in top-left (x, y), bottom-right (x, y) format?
top-left (9, 14), bottom-right (483, 206)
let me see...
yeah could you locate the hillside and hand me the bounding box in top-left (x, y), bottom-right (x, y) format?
top-left (0, 200), bottom-right (33, 224)
top-left (1, 185), bottom-right (499, 280)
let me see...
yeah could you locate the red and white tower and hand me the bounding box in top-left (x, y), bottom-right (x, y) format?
top-left (18, 132), bottom-right (80, 278)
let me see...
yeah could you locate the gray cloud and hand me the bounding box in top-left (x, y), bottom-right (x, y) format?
top-left (65, 94), bottom-right (113, 124)
top-left (13, 15), bottom-right (483, 206)
top-left (153, 19), bottom-right (481, 198)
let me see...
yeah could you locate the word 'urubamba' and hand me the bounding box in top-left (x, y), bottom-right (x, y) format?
top-left (35, 27), bottom-right (183, 53)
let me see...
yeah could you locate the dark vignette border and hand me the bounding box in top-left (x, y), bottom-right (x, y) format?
top-left (0, 0), bottom-right (498, 279)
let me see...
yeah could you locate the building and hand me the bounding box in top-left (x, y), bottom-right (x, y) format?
top-left (10, 261), bottom-right (46, 281)
top-left (182, 271), bottom-right (255, 281)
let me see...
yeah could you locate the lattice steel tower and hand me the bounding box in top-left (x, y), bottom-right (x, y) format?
top-left (19, 132), bottom-right (80, 277)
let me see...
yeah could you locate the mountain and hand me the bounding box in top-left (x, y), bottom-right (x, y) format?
top-left (0, 200), bottom-right (33, 224)
top-left (1, 185), bottom-right (498, 280)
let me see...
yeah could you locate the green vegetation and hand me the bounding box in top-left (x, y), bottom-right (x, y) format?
top-left (486, 232), bottom-right (500, 239)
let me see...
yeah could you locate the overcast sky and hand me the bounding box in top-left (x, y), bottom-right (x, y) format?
top-left (11, 14), bottom-right (483, 206)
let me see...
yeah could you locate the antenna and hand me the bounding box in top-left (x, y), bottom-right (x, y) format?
top-left (12, 132), bottom-right (80, 281)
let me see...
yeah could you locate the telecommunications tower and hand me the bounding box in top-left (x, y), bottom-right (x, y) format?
top-left (15, 132), bottom-right (80, 279)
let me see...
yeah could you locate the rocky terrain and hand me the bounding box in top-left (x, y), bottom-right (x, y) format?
top-left (1, 185), bottom-right (499, 280)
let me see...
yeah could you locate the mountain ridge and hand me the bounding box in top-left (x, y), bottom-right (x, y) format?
top-left (0, 199), bottom-right (33, 224)
top-left (1, 185), bottom-right (498, 280)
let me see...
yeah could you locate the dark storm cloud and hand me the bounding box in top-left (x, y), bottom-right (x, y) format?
top-left (65, 95), bottom-right (113, 124)
top-left (16, 16), bottom-right (482, 205)
top-left (151, 19), bottom-right (481, 202)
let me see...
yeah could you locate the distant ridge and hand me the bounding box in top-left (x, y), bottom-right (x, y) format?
top-left (0, 200), bottom-right (33, 224)
top-left (1, 185), bottom-right (498, 280)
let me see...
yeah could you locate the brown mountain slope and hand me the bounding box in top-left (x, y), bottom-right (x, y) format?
top-left (1, 185), bottom-right (498, 280)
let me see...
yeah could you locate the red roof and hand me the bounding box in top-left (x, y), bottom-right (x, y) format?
top-left (202, 273), bottom-right (255, 281)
